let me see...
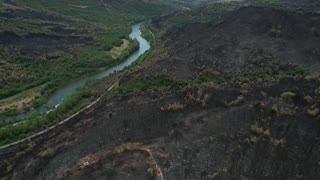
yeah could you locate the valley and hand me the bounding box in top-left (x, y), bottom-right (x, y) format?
top-left (0, 0), bottom-right (179, 122)
top-left (0, 0), bottom-right (320, 179)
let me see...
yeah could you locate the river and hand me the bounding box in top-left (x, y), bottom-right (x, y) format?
top-left (2, 23), bottom-right (150, 125)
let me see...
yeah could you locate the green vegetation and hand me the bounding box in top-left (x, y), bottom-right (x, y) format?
top-left (0, 0), bottom-right (181, 116)
top-left (246, 63), bottom-right (308, 81)
top-left (112, 75), bottom-right (187, 96)
top-left (140, 23), bottom-right (154, 44)
top-left (126, 49), bottom-right (151, 71)
top-left (0, 0), bottom-right (182, 145)
top-left (0, 87), bottom-right (92, 145)
top-left (195, 70), bottom-right (227, 84)
top-left (0, 49), bottom-right (113, 99)
top-left (0, 0), bottom-right (180, 96)
top-left (0, 109), bottom-right (19, 121)
top-left (116, 39), bottom-right (139, 62)
top-left (194, 57), bottom-right (309, 86)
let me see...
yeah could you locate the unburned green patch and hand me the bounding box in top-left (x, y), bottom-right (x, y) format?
top-left (112, 75), bottom-right (188, 96)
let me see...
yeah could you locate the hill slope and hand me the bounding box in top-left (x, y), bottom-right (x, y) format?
top-left (1, 4), bottom-right (320, 179)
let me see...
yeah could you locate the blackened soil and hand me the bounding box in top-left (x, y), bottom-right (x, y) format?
top-left (145, 6), bottom-right (319, 82)
top-left (0, 9), bottom-right (66, 22)
top-left (0, 8), bottom-right (93, 57)
top-left (0, 31), bottom-right (94, 56)
top-left (0, 76), bottom-right (320, 179)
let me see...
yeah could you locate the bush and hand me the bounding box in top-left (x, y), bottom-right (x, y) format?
top-left (285, 66), bottom-right (307, 76)
top-left (271, 104), bottom-right (296, 116)
top-left (251, 124), bottom-right (264, 135)
top-left (228, 95), bottom-right (245, 106)
top-left (280, 91), bottom-right (296, 102)
top-left (147, 167), bottom-right (154, 177)
top-left (185, 88), bottom-right (210, 107)
top-left (272, 138), bottom-right (286, 147)
top-left (0, 109), bottom-right (19, 120)
top-left (307, 108), bottom-right (320, 117)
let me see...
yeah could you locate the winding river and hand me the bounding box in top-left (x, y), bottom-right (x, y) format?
top-left (3, 23), bottom-right (150, 125)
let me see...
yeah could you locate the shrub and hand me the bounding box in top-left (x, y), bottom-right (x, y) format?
top-left (244, 137), bottom-right (250, 144)
top-left (147, 167), bottom-right (154, 176)
top-left (228, 95), bottom-right (245, 106)
top-left (0, 109), bottom-right (19, 120)
top-left (271, 104), bottom-right (296, 116)
top-left (280, 92), bottom-right (295, 102)
top-left (304, 95), bottom-right (313, 104)
top-left (250, 136), bottom-right (258, 144)
top-left (251, 124), bottom-right (264, 135)
top-left (272, 138), bottom-right (286, 147)
top-left (307, 108), bottom-right (320, 117)
top-left (185, 87), bottom-right (210, 107)
top-left (263, 130), bottom-right (271, 138)
top-left (270, 25), bottom-right (281, 37)
top-left (285, 66), bottom-right (307, 76)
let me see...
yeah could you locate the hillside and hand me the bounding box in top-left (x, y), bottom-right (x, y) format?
top-left (0, 2), bottom-right (320, 179)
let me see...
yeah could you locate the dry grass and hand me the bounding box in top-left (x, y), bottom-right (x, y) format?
top-left (185, 87), bottom-right (210, 107)
top-left (307, 107), bottom-right (320, 117)
top-left (280, 91), bottom-right (295, 102)
top-left (263, 130), bottom-right (271, 138)
top-left (228, 95), bottom-right (245, 106)
top-left (161, 102), bottom-right (185, 112)
top-left (271, 104), bottom-right (297, 116)
top-left (109, 39), bottom-right (129, 59)
top-left (272, 138), bottom-right (286, 147)
top-left (246, 122), bottom-right (286, 148)
top-left (250, 136), bottom-right (258, 144)
top-left (304, 95), bottom-right (313, 104)
top-left (147, 167), bottom-right (154, 176)
top-left (246, 123), bottom-right (272, 144)
top-left (251, 123), bottom-right (264, 135)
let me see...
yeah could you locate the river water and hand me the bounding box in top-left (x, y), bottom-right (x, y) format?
top-left (2, 23), bottom-right (150, 125)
